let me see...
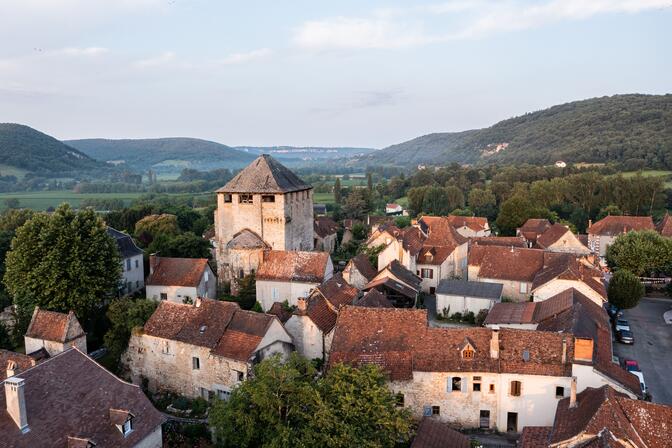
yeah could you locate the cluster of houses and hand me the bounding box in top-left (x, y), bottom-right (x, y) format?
top-left (2, 154), bottom-right (672, 447)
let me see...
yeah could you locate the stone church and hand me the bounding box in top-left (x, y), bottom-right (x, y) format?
top-left (214, 154), bottom-right (314, 288)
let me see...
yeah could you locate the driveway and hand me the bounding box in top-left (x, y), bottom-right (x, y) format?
top-left (612, 297), bottom-right (672, 405)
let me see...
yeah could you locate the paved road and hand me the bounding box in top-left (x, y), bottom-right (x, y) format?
top-left (613, 297), bottom-right (672, 405)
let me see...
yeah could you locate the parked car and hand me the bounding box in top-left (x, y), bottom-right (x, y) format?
top-left (605, 303), bottom-right (623, 319)
top-left (631, 370), bottom-right (647, 394)
top-left (623, 359), bottom-right (640, 372)
top-left (614, 319), bottom-right (630, 332)
top-left (616, 329), bottom-right (634, 344)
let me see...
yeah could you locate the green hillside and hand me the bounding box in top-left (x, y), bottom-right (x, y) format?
top-left (0, 123), bottom-right (103, 176)
top-left (356, 94), bottom-right (672, 168)
top-left (67, 137), bottom-right (256, 173)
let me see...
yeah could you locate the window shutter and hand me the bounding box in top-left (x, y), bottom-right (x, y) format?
top-left (461, 377), bottom-right (468, 393)
top-left (446, 377), bottom-right (452, 392)
top-left (423, 405), bottom-right (432, 417)
top-left (430, 269), bottom-right (434, 279)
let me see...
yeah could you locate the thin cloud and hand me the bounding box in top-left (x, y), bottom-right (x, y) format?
top-left (134, 51), bottom-right (176, 68)
top-left (293, 0), bottom-right (671, 50)
top-left (57, 47), bottom-right (109, 56)
top-left (219, 48), bottom-right (271, 65)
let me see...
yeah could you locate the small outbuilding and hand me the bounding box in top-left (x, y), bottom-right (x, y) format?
top-left (435, 280), bottom-right (502, 316)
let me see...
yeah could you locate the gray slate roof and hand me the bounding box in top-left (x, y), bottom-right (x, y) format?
top-left (216, 154), bottom-right (312, 193)
top-left (107, 227), bottom-right (143, 258)
top-left (435, 280), bottom-right (503, 300)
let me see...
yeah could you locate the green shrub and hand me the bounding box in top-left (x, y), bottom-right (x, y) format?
top-left (463, 311), bottom-right (475, 324)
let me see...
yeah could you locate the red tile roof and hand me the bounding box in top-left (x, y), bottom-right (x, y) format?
top-left (25, 307), bottom-right (84, 344)
top-left (658, 212), bottom-right (672, 237)
top-left (143, 299), bottom-right (277, 362)
top-left (469, 246), bottom-right (545, 282)
top-left (518, 219), bottom-right (551, 242)
top-left (444, 215), bottom-right (489, 233)
top-left (535, 223), bottom-right (575, 249)
top-left (411, 417), bottom-right (470, 448)
top-left (146, 257), bottom-right (210, 287)
top-left (544, 386), bottom-right (672, 448)
top-left (0, 349), bottom-right (36, 381)
top-left (346, 254), bottom-right (377, 282)
top-left (353, 289), bottom-right (393, 308)
top-left (531, 255), bottom-right (606, 299)
top-left (519, 426), bottom-right (552, 448)
top-left (256, 250), bottom-right (330, 283)
top-left (267, 302), bottom-right (292, 323)
top-left (483, 302), bottom-right (537, 325)
top-left (470, 236), bottom-right (527, 248)
top-left (303, 273), bottom-right (360, 333)
top-left (0, 348), bottom-right (165, 447)
top-left (588, 215), bottom-right (655, 236)
top-left (314, 216), bottom-right (339, 238)
top-left (416, 218), bottom-right (467, 265)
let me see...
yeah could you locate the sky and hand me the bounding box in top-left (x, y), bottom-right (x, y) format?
top-left (0, 0), bottom-right (670, 148)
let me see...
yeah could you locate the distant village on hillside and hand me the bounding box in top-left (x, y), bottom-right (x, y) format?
top-left (1, 153), bottom-right (671, 448)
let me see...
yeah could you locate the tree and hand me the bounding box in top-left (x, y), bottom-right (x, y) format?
top-left (606, 230), bottom-right (672, 276)
top-left (4, 204), bottom-right (122, 323)
top-left (104, 297), bottom-right (157, 368)
top-left (0, 322), bottom-right (12, 350)
top-left (608, 270), bottom-right (644, 310)
top-left (495, 196), bottom-right (553, 236)
top-left (147, 232), bottom-right (211, 259)
top-left (237, 272), bottom-right (257, 310)
top-left (333, 178), bottom-right (342, 205)
top-left (342, 189), bottom-right (371, 220)
top-left (468, 188), bottom-right (497, 218)
top-left (367, 172), bottom-right (373, 193)
top-left (3, 198), bottom-right (19, 209)
top-left (597, 205), bottom-right (623, 220)
top-left (134, 213), bottom-right (180, 245)
top-left (209, 354), bottom-right (411, 448)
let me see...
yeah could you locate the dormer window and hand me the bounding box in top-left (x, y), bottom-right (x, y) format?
top-left (109, 409), bottom-right (135, 437)
top-left (460, 339), bottom-right (476, 360)
top-left (463, 348), bottom-right (474, 359)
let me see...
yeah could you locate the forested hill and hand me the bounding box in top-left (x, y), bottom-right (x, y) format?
top-left (0, 123), bottom-right (103, 176)
top-left (66, 137), bottom-right (256, 173)
top-left (355, 94), bottom-right (672, 168)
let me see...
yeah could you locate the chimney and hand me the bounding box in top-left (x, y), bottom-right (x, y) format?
top-left (149, 254), bottom-right (159, 275)
top-left (194, 297), bottom-right (202, 308)
top-left (569, 376), bottom-right (577, 408)
top-left (297, 297), bottom-right (307, 313)
top-left (561, 338), bottom-right (567, 364)
top-left (6, 360), bottom-right (17, 378)
top-left (588, 219), bottom-right (592, 229)
top-left (490, 326), bottom-right (500, 359)
top-left (5, 377), bottom-right (29, 432)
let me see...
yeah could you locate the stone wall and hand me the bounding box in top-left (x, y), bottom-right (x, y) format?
top-left (24, 335), bottom-right (87, 357)
top-left (133, 425), bottom-right (163, 448)
top-left (256, 279), bottom-right (319, 311)
top-left (533, 280), bottom-right (604, 306)
top-left (146, 285), bottom-right (199, 303)
top-left (285, 315), bottom-right (324, 360)
top-left (121, 253), bottom-right (145, 295)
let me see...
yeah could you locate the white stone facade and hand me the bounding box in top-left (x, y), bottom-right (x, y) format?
top-left (120, 253), bottom-right (145, 295)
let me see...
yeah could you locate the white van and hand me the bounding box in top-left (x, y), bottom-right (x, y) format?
top-left (631, 370), bottom-right (647, 394)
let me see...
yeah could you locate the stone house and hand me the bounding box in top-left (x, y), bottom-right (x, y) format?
top-left (145, 255), bottom-right (216, 303)
top-left (214, 155), bottom-right (314, 286)
top-left (415, 218), bottom-right (469, 292)
top-left (224, 229), bottom-right (270, 281)
top-left (530, 256), bottom-right (606, 305)
top-left (329, 307), bottom-right (640, 434)
top-left (519, 385), bottom-right (672, 448)
top-left (1, 348), bottom-right (165, 447)
top-left (517, 219), bottom-right (552, 245)
top-left (108, 227), bottom-right (145, 295)
top-left (0, 351), bottom-right (36, 381)
top-left (363, 260), bottom-right (421, 308)
top-left (24, 307), bottom-right (87, 357)
top-left (440, 215), bottom-right (491, 238)
top-left (373, 225), bottom-right (423, 272)
top-left (284, 273), bottom-right (359, 361)
top-left (517, 220), bottom-right (589, 255)
top-left (468, 246), bottom-right (545, 301)
top-left (124, 298), bottom-right (292, 400)
top-left (587, 215), bottom-right (654, 258)
top-left (313, 216), bottom-right (339, 254)
top-left (469, 236), bottom-right (527, 248)
top-left (385, 203), bottom-right (403, 216)
top-left (256, 250), bottom-right (333, 311)
top-left (341, 254), bottom-right (377, 290)
top-left (353, 289), bottom-right (393, 308)
top-left (435, 280), bottom-right (502, 317)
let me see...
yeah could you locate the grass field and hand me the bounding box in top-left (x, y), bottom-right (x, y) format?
top-left (0, 164), bottom-right (29, 180)
top-left (0, 191), bottom-right (146, 211)
top-left (313, 192), bottom-right (335, 204)
top-left (620, 170), bottom-right (672, 178)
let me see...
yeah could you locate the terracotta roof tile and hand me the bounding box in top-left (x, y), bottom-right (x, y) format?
top-left (519, 426), bottom-right (552, 448)
top-left (212, 331), bottom-right (263, 362)
top-left (0, 350), bottom-right (36, 381)
top-left (353, 289), bottom-right (393, 308)
top-left (470, 236), bottom-right (527, 248)
top-left (588, 215), bottom-right (655, 236)
top-left (25, 308), bottom-right (84, 344)
top-left (306, 295), bottom-right (338, 333)
top-left (531, 255), bottom-right (606, 299)
top-left (443, 215), bottom-right (489, 233)
top-left (314, 216), bottom-right (339, 238)
top-left (483, 302), bottom-right (536, 325)
top-left (658, 212), bottom-right (672, 237)
top-left (536, 223), bottom-right (574, 249)
top-left (411, 417), bottom-right (470, 448)
top-left (216, 154), bottom-right (311, 193)
top-left (0, 349), bottom-right (165, 447)
top-left (347, 254), bottom-right (377, 282)
top-left (146, 257), bottom-right (210, 287)
top-left (226, 229), bottom-right (269, 250)
top-left (267, 302), bottom-right (292, 323)
top-left (256, 250), bottom-right (330, 283)
top-left (315, 273), bottom-right (359, 309)
top-left (469, 246), bottom-right (545, 282)
top-left (518, 219), bottom-right (551, 242)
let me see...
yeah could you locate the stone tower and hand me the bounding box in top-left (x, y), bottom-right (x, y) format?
top-left (215, 154), bottom-right (314, 285)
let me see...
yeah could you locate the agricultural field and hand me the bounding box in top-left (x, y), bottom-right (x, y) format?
top-left (0, 164), bottom-right (29, 180)
top-left (620, 170), bottom-right (672, 178)
top-left (0, 191), bottom-right (145, 211)
top-left (313, 192), bottom-right (335, 204)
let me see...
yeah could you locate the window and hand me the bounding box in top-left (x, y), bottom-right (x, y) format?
top-left (395, 393), bottom-right (404, 407)
top-left (233, 370), bottom-right (244, 382)
top-left (223, 194), bottom-right (232, 203)
top-left (271, 288), bottom-right (279, 300)
top-left (519, 283), bottom-right (528, 294)
top-left (507, 412), bottom-right (518, 432)
top-left (432, 406), bottom-right (440, 416)
top-left (262, 195), bottom-right (275, 203)
top-left (136, 280), bottom-right (139, 288)
top-left (160, 293), bottom-right (167, 301)
top-left (556, 386), bottom-right (565, 398)
top-left (126, 259), bottom-right (131, 271)
top-left (473, 376), bottom-right (482, 392)
top-left (462, 348), bottom-right (474, 359)
top-left (510, 381), bottom-right (522, 397)
top-left (135, 259), bottom-right (139, 269)
top-left (192, 357), bottom-right (200, 370)
top-left (217, 389), bottom-right (231, 400)
top-left (421, 268), bottom-right (433, 279)
top-left (162, 341), bottom-right (170, 354)
top-left (479, 410), bottom-right (490, 429)
top-left (200, 387), bottom-right (209, 399)
top-left (239, 194), bottom-right (253, 204)
top-left (122, 418), bottom-right (133, 436)
top-left (451, 377), bottom-right (462, 391)
top-left (489, 384), bottom-right (495, 393)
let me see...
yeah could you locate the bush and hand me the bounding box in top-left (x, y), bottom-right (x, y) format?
top-left (608, 270), bottom-right (645, 310)
top-left (475, 309), bottom-right (489, 326)
top-left (191, 397), bottom-right (208, 416)
top-left (463, 311), bottom-right (476, 324)
top-left (173, 397), bottom-right (190, 410)
top-left (451, 312), bottom-right (463, 321)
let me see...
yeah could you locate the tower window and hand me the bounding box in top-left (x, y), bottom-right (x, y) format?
top-left (239, 194), bottom-right (253, 204)
top-left (223, 194), bottom-right (232, 203)
top-left (262, 195), bottom-right (275, 203)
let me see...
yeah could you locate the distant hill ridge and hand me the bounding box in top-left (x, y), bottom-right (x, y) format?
top-left (355, 94), bottom-right (672, 168)
top-left (0, 123), bottom-right (103, 176)
top-left (66, 137), bottom-right (256, 172)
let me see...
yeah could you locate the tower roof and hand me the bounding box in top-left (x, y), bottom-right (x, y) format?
top-left (216, 154), bottom-right (312, 194)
